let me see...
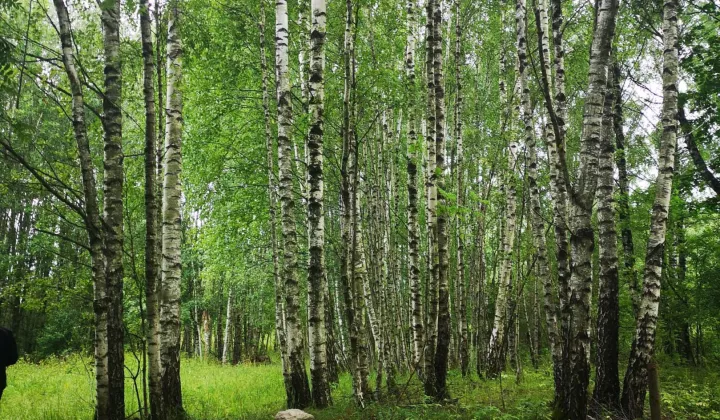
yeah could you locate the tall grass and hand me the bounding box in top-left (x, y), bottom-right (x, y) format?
top-left (0, 355), bottom-right (717, 419)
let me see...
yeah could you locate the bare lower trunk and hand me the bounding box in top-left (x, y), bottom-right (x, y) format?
top-left (622, 1), bottom-right (679, 416)
top-left (222, 288), bottom-right (233, 364)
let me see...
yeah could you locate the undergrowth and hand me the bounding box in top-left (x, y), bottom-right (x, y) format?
top-left (0, 355), bottom-right (716, 419)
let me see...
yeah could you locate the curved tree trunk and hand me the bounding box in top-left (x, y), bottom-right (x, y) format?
top-left (51, 2), bottom-right (109, 417)
top-left (622, 0), bottom-right (679, 416)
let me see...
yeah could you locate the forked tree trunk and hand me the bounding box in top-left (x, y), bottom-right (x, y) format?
top-left (275, 0), bottom-right (312, 408)
top-left (306, 0), bottom-right (331, 407)
top-left (622, 0), bottom-right (679, 416)
top-left (565, 0), bottom-right (618, 417)
top-left (51, 1), bottom-right (108, 417)
top-left (160, 1), bottom-right (184, 416)
top-left (139, 1), bottom-right (162, 417)
top-left (99, 1), bottom-right (125, 418)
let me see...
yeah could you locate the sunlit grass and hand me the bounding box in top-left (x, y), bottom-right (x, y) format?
top-left (0, 354), bottom-right (717, 419)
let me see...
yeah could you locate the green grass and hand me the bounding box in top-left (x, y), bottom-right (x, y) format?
top-left (0, 356), bottom-right (718, 419)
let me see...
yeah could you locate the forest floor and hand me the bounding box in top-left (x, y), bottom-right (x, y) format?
top-left (0, 355), bottom-right (717, 419)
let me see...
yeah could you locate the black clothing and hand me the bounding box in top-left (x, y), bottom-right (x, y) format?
top-left (0, 327), bottom-right (18, 400)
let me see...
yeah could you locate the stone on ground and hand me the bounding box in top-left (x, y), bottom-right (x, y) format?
top-left (274, 409), bottom-right (314, 420)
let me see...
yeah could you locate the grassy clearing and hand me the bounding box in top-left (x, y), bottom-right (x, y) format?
top-left (0, 356), bottom-right (717, 419)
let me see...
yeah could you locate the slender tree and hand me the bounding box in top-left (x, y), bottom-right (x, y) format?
top-left (423, 0), bottom-right (438, 395)
top-left (139, 0), bottom-right (162, 417)
top-left (307, 0), bottom-right (331, 407)
top-left (622, 0), bottom-right (679, 416)
top-left (160, 1), bottom-right (185, 416)
top-left (275, 0), bottom-right (312, 408)
top-left (454, 0), bottom-right (469, 378)
top-left (259, 0), bottom-right (292, 400)
top-left (99, 1), bottom-right (125, 417)
top-left (50, 2), bottom-right (109, 416)
top-left (405, 0), bottom-right (424, 375)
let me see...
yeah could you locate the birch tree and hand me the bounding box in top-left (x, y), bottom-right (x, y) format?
top-left (99, 1), bottom-right (125, 417)
top-left (160, 1), bottom-right (184, 416)
top-left (259, 0), bottom-right (291, 397)
top-left (405, 0), bottom-right (424, 374)
top-left (592, 71), bottom-right (621, 411)
top-left (275, 0), bottom-right (312, 407)
top-left (51, 1), bottom-right (109, 416)
top-left (307, 0), bottom-right (331, 407)
top-left (622, 0), bottom-right (680, 416)
top-left (139, 0), bottom-right (162, 416)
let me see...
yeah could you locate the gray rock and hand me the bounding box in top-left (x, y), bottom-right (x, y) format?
top-left (274, 409), bottom-right (315, 420)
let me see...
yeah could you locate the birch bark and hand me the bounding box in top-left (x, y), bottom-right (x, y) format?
top-left (622, 0), bottom-right (679, 416)
top-left (275, 0), bottom-right (312, 407)
top-left (160, 1), bottom-right (185, 416)
top-left (307, 0), bottom-right (331, 407)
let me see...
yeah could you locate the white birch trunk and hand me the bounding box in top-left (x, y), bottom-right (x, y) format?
top-left (622, 0), bottom-right (679, 416)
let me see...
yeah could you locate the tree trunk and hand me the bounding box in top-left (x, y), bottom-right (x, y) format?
top-left (621, 0), bottom-right (679, 416)
top-left (258, 0), bottom-right (291, 398)
top-left (275, 0), bottom-right (312, 408)
top-left (487, 36), bottom-right (518, 379)
top-left (139, 0), bottom-right (162, 417)
top-left (431, 0), bottom-right (450, 401)
top-left (306, 0), bottom-right (331, 407)
top-left (454, 0), bottom-right (469, 379)
top-left (423, 0), bottom-right (438, 396)
top-left (160, 1), bottom-right (185, 415)
top-left (51, 1), bottom-right (109, 417)
top-left (99, 1), bottom-right (125, 417)
top-left (405, 0), bottom-right (423, 375)
top-left (222, 287), bottom-right (233, 364)
top-left (592, 69), bottom-right (621, 412)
